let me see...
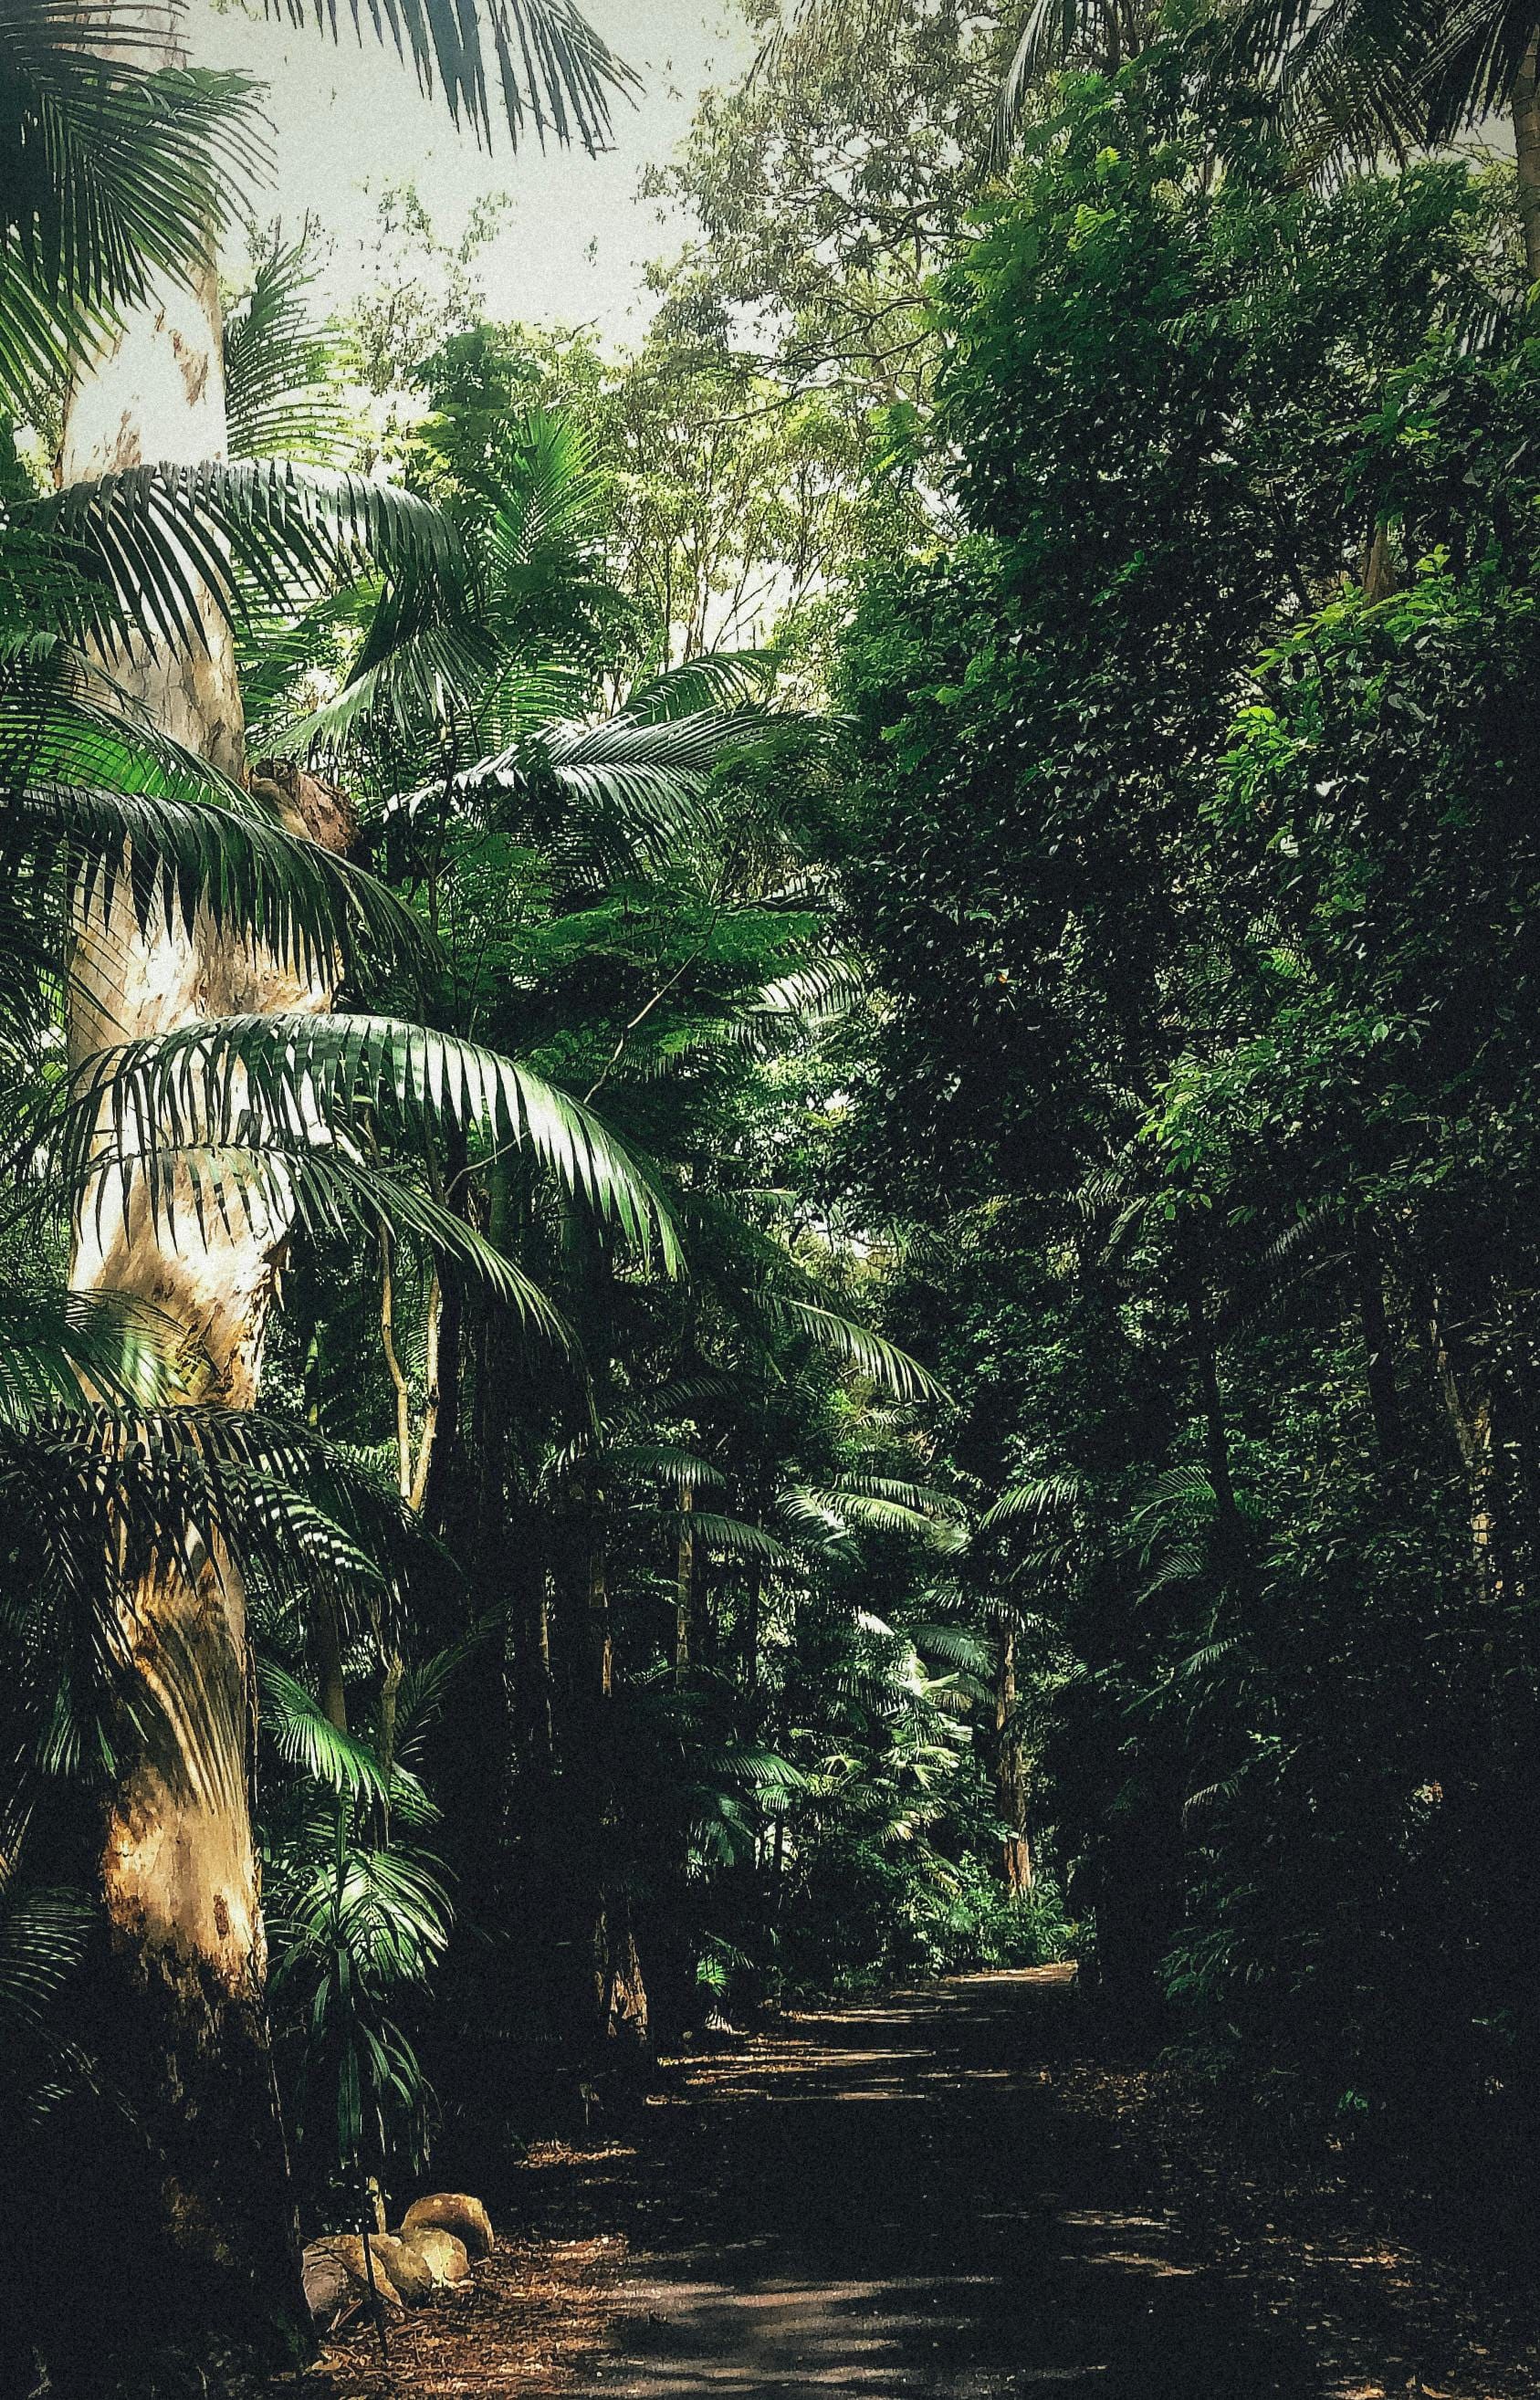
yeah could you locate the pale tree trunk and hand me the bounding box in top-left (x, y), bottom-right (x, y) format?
top-left (50, 19), bottom-right (340, 2377)
top-left (992, 1626), bottom-right (1033, 1898)
top-left (676, 1481), bottom-right (696, 1672)
top-left (1430, 1295), bottom-right (1507, 1617)
top-left (584, 1498), bottom-right (651, 2059)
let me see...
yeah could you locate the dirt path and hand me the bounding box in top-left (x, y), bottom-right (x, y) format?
top-left (316, 1968), bottom-right (1534, 2399)
top-left (581, 1967), bottom-right (1309, 2399)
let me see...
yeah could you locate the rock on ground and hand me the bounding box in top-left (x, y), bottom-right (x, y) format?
top-left (403, 2226), bottom-right (473, 2290)
top-left (400, 2192), bottom-right (495, 2259)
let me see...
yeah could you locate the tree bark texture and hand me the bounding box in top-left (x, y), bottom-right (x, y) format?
top-left (52, 38), bottom-right (336, 2366)
top-left (1430, 1289), bottom-right (1508, 1615)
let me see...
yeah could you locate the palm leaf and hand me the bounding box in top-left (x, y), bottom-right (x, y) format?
top-left (990, 0), bottom-right (1146, 166)
top-left (224, 219), bottom-right (348, 466)
top-left (0, 7), bottom-right (267, 407)
top-left (61, 1137), bottom-right (572, 1338)
top-left (16, 776), bottom-right (426, 975)
top-left (906, 1621), bottom-right (992, 1676)
top-left (621, 651), bottom-right (778, 720)
top-left (433, 707), bottom-right (774, 865)
top-left (62, 1012), bottom-right (682, 1266)
top-left (258, 1657), bottom-right (390, 1806)
top-left (980, 1471), bottom-right (1084, 1531)
top-left (603, 1441), bottom-right (728, 1490)
top-left (778, 1487), bottom-right (854, 1549)
top-left (793, 1483), bottom-right (967, 1549)
top-left (266, 0), bottom-right (639, 152)
top-left (19, 461), bottom-right (463, 656)
top-left (680, 1511), bottom-right (806, 1571)
top-left (0, 1286), bottom-right (192, 1419)
top-left (0, 1885), bottom-right (94, 2044)
top-left (771, 1297), bottom-right (946, 1403)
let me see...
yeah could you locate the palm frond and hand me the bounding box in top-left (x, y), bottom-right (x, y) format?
top-left (62, 1012), bottom-right (681, 1266)
top-left (1136, 1545), bottom-right (1207, 1602)
top-left (603, 1442), bottom-right (728, 1490)
top-left (793, 1483), bottom-right (966, 1549)
top-left (746, 952), bottom-right (869, 1042)
top-left (258, 1657), bottom-right (390, 1805)
top-left (621, 651), bottom-right (778, 721)
top-left (906, 1621), bottom-right (992, 1676)
top-left (1128, 1465), bottom-right (1217, 1540)
top-left (448, 707), bottom-right (772, 859)
top-left (833, 1473), bottom-right (969, 1517)
top-left (681, 1511), bottom-right (806, 1571)
top-left (61, 1137), bottom-right (572, 1337)
top-left (266, 0), bottom-right (638, 153)
top-left (771, 1297), bottom-right (946, 1403)
top-left (777, 1487), bottom-right (854, 1550)
top-left (224, 219), bottom-right (348, 466)
top-left (267, 406), bottom-right (605, 755)
top-left (4, 1404), bottom-right (426, 1593)
top-left (0, 1286), bottom-right (192, 1418)
top-left (990, 0), bottom-right (1145, 167)
top-left (0, 1884), bottom-right (93, 2041)
top-left (16, 775), bottom-right (426, 975)
top-left (980, 1471), bottom-right (1084, 1531)
top-left (0, 7), bottom-right (267, 407)
top-left (19, 461), bottom-right (463, 655)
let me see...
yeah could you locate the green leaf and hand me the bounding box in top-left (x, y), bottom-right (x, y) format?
top-left (62, 1012), bottom-right (682, 1268)
top-left (258, 1658), bottom-right (390, 1806)
top-left (267, 0), bottom-right (638, 153)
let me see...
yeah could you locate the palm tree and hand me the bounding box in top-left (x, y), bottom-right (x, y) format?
top-left (989, 3), bottom-right (1540, 289)
top-left (1222, 4), bottom-right (1540, 278)
top-left (990, 0), bottom-right (1164, 164)
top-left (0, 459), bottom-right (676, 2382)
top-left (0, 5), bottom-right (641, 2378)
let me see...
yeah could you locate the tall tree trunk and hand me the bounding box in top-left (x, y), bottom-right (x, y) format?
top-left (992, 1625), bottom-right (1034, 1897)
top-left (581, 1492), bottom-right (651, 2061)
top-left (1185, 1276), bottom-right (1251, 1604)
top-left (589, 1498), bottom-right (613, 1701)
top-left (676, 1482), bottom-right (696, 1672)
top-left (1513, 33), bottom-right (1540, 287)
top-left (741, 1562), bottom-right (762, 1693)
top-left (1430, 1286), bottom-right (1507, 1615)
top-left (51, 26), bottom-right (325, 2370)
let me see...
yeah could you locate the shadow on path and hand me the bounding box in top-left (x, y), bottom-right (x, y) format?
top-left (585, 1969), bottom-right (1319, 2399)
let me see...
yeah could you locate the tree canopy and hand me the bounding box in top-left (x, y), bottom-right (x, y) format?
top-left (5, 1), bottom-right (1540, 2389)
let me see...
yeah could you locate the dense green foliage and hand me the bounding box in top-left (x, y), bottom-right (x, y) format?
top-left (6, 4), bottom-right (1540, 2376)
top-left (835, 34), bottom-right (1540, 2194)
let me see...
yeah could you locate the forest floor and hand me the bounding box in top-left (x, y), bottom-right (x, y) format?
top-left (306, 1967), bottom-right (1539, 2399)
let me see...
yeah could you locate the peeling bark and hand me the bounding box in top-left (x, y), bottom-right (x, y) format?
top-left (49, 29), bottom-right (338, 2368)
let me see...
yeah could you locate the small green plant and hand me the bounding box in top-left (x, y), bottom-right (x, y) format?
top-left (261, 1651), bottom-right (458, 2216)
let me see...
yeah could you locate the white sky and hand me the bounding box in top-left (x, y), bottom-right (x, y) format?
top-left (188, 2), bottom-right (755, 346)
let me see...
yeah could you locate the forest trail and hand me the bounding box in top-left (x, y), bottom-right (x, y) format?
top-left (319, 1967), bottom-right (1535, 2399)
top-left (580, 1966), bottom-right (1311, 2398)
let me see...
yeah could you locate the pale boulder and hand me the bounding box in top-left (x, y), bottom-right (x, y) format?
top-left (403, 2224), bottom-right (473, 2290)
top-left (400, 2190), bottom-right (495, 2259)
top-left (309, 2233), bottom-right (406, 2312)
top-left (371, 2231), bottom-right (435, 2306)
